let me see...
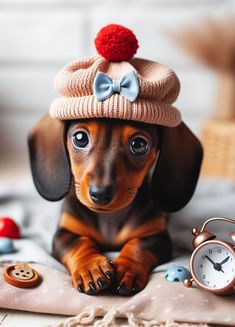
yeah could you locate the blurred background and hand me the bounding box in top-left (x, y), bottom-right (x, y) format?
top-left (0, 0), bottom-right (235, 253)
top-left (0, 0), bottom-right (234, 177)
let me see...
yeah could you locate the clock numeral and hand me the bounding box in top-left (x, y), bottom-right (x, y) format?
top-left (200, 264), bottom-right (203, 269)
top-left (202, 275), bottom-right (206, 279)
top-left (209, 249), bottom-right (212, 254)
top-left (217, 249), bottom-right (222, 253)
top-left (213, 285), bottom-right (216, 288)
top-left (207, 281), bottom-right (210, 284)
top-left (227, 280), bottom-right (229, 283)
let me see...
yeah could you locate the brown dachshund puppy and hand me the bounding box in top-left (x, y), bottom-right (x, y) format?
top-left (28, 115), bottom-right (202, 295)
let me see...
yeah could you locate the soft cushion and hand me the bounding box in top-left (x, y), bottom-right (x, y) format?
top-left (0, 262), bottom-right (234, 326)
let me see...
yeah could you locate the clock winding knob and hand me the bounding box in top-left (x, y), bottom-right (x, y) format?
top-left (230, 232), bottom-right (235, 243)
top-left (192, 227), bottom-right (199, 236)
top-left (192, 230), bottom-right (216, 248)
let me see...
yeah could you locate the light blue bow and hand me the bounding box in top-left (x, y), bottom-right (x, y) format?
top-left (93, 71), bottom-right (139, 102)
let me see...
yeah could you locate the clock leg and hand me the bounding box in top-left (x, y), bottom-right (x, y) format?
top-left (184, 278), bottom-right (194, 288)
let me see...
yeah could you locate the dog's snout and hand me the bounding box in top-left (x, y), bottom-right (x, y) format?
top-left (89, 184), bottom-right (116, 205)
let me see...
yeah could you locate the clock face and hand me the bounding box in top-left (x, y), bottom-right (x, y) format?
top-left (192, 241), bottom-right (235, 291)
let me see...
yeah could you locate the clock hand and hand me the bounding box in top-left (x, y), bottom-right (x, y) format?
top-left (219, 256), bottom-right (230, 266)
top-left (205, 255), bottom-right (224, 273)
top-left (213, 262), bottom-right (225, 273)
top-left (217, 265), bottom-right (224, 273)
top-left (205, 255), bottom-right (215, 265)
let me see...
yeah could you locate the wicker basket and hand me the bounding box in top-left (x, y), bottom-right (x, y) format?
top-left (201, 118), bottom-right (235, 180)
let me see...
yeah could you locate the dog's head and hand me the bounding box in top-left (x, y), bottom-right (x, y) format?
top-left (28, 114), bottom-right (203, 213)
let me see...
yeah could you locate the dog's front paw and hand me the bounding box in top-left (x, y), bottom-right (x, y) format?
top-left (112, 256), bottom-right (149, 296)
top-left (71, 254), bottom-right (114, 295)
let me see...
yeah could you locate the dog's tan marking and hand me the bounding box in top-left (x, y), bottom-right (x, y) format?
top-left (61, 236), bottom-right (99, 272)
top-left (60, 212), bottom-right (105, 244)
top-left (113, 216), bottom-right (166, 246)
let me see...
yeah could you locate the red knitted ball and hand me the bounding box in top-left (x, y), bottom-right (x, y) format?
top-left (0, 217), bottom-right (20, 239)
top-left (95, 24), bottom-right (139, 62)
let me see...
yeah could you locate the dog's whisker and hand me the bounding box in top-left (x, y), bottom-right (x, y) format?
top-left (68, 179), bottom-right (75, 190)
top-left (75, 187), bottom-right (81, 195)
top-left (128, 190), bottom-right (137, 195)
top-left (127, 187), bottom-right (138, 196)
top-left (128, 187), bottom-right (138, 192)
top-left (74, 183), bottom-right (81, 196)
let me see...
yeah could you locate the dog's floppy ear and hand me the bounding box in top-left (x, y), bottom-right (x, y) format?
top-left (28, 114), bottom-right (71, 201)
top-left (151, 122), bottom-right (203, 212)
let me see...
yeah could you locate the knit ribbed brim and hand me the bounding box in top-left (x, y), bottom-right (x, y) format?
top-left (50, 94), bottom-right (181, 126)
top-left (49, 56), bottom-right (182, 127)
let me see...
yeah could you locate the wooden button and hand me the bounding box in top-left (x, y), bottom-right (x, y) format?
top-left (4, 263), bottom-right (41, 288)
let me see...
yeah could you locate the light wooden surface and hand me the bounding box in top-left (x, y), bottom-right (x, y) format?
top-left (0, 309), bottom-right (68, 327)
top-left (0, 309), bottom-right (131, 327)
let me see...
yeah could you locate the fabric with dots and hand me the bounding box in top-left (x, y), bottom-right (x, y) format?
top-left (0, 262), bottom-right (234, 326)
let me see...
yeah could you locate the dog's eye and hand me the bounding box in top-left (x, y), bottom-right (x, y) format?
top-left (72, 131), bottom-right (89, 149)
top-left (130, 136), bottom-right (149, 155)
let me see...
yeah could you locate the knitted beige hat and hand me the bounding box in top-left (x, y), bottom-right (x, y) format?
top-left (49, 24), bottom-right (181, 127)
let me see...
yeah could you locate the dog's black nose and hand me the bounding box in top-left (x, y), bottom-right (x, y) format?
top-left (89, 184), bottom-right (116, 205)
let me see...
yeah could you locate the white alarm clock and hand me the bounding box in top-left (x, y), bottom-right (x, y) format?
top-left (184, 217), bottom-right (235, 295)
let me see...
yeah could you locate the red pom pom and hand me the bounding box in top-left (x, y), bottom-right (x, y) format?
top-left (0, 217), bottom-right (20, 239)
top-left (95, 24), bottom-right (139, 62)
